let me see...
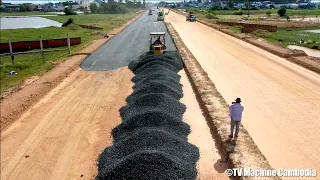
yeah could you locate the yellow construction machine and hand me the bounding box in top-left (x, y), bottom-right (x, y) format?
top-left (157, 11), bottom-right (164, 21)
top-left (149, 32), bottom-right (166, 54)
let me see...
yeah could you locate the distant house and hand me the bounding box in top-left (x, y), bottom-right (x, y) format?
top-left (4, 4), bottom-right (20, 11)
top-left (53, 4), bottom-right (65, 11)
top-left (287, 3), bottom-right (299, 8)
top-left (71, 4), bottom-right (80, 10)
top-left (94, 0), bottom-right (104, 7)
top-left (212, 0), bottom-right (228, 7)
top-left (42, 4), bottom-right (54, 12)
top-left (75, 0), bottom-right (90, 8)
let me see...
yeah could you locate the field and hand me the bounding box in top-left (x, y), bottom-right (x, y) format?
top-left (184, 8), bottom-right (320, 21)
top-left (0, 10), bottom-right (141, 93)
top-left (179, 8), bottom-right (320, 50)
top-left (252, 28), bottom-right (320, 49)
top-left (0, 11), bottom-right (55, 16)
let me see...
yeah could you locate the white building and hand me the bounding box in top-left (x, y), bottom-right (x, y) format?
top-left (75, 0), bottom-right (90, 8)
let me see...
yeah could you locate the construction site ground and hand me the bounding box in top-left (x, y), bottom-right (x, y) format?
top-left (166, 11), bottom-right (320, 177)
top-left (1, 10), bottom-right (229, 180)
top-left (2, 9), bottom-right (320, 180)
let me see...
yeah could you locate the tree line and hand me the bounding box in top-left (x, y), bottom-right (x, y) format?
top-left (89, 0), bottom-right (146, 14)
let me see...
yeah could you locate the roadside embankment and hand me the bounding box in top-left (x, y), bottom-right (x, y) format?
top-left (0, 10), bottom-right (145, 131)
top-left (170, 9), bottom-right (320, 75)
top-left (166, 22), bottom-right (281, 180)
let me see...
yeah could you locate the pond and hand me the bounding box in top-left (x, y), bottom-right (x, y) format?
top-left (303, 29), bottom-right (320, 33)
top-left (287, 45), bottom-right (320, 58)
top-left (0, 17), bottom-right (62, 30)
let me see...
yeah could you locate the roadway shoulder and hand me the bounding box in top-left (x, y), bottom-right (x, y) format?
top-left (171, 9), bottom-right (320, 75)
top-left (166, 21), bottom-right (281, 180)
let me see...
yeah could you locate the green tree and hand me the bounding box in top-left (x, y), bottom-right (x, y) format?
top-left (277, 7), bottom-right (286, 17)
top-left (89, 3), bottom-right (98, 13)
top-left (64, 7), bottom-right (76, 15)
top-left (19, 4), bottom-right (30, 12)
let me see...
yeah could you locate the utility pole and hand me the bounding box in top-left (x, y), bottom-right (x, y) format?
top-left (247, 0), bottom-right (250, 18)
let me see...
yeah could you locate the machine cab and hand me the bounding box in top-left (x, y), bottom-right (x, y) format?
top-left (149, 32), bottom-right (166, 54)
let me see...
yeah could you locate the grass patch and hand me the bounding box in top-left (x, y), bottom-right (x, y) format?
top-left (0, 10), bottom-right (141, 93)
top-left (230, 25), bottom-right (243, 33)
top-left (253, 28), bottom-right (320, 49)
top-left (185, 8), bottom-right (320, 21)
top-left (0, 11), bottom-right (54, 16)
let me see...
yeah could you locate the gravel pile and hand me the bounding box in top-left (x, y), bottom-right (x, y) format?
top-left (133, 60), bottom-right (180, 75)
top-left (131, 67), bottom-right (181, 83)
top-left (126, 82), bottom-right (183, 103)
top-left (112, 111), bottom-right (190, 141)
top-left (128, 54), bottom-right (184, 72)
top-left (96, 54), bottom-right (199, 180)
top-left (132, 76), bottom-right (182, 91)
top-left (120, 94), bottom-right (186, 120)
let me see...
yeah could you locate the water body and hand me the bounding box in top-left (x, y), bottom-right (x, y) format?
top-left (0, 17), bottom-right (62, 30)
top-left (304, 29), bottom-right (320, 33)
top-left (288, 45), bottom-right (320, 58)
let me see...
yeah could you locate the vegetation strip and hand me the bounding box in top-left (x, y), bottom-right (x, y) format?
top-left (0, 11), bottom-right (145, 131)
top-left (166, 22), bottom-right (281, 180)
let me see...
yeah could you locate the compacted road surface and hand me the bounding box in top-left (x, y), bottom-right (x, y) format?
top-left (81, 10), bottom-right (176, 71)
top-left (166, 11), bottom-right (320, 176)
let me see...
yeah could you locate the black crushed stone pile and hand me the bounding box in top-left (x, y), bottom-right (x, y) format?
top-left (133, 60), bottom-right (180, 75)
top-left (133, 64), bottom-right (177, 77)
top-left (129, 54), bottom-right (184, 72)
top-left (96, 150), bottom-right (197, 180)
top-left (131, 70), bottom-right (181, 83)
top-left (98, 129), bottom-right (199, 169)
top-left (96, 54), bottom-right (199, 180)
top-left (112, 111), bottom-right (190, 141)
top-left (132, 75), bottom-right (182, 90)
top-left (119, 94), bottom-right (186, 120)
top-left (126, 83), bottom-right (183, 103)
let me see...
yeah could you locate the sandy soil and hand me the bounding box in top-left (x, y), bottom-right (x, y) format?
top-left (179, 70), bottom-right (230, 180)
top-left (1, 67), bottom-right (133, 180)
top-left (166, 11), bottom-right (320, 178)
top-left (0, 11), bottom-right (144, 131)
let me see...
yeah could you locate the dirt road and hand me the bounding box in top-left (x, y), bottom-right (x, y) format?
top-left (179, 70), bottom-right (229, 179)
top-left (166, 11), bottom-right (320, 176)
top-left (1, 68), bottom-right (133, 180)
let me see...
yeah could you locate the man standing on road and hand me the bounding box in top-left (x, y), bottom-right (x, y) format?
top-left (229, 98), bottom-right (244, 138)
